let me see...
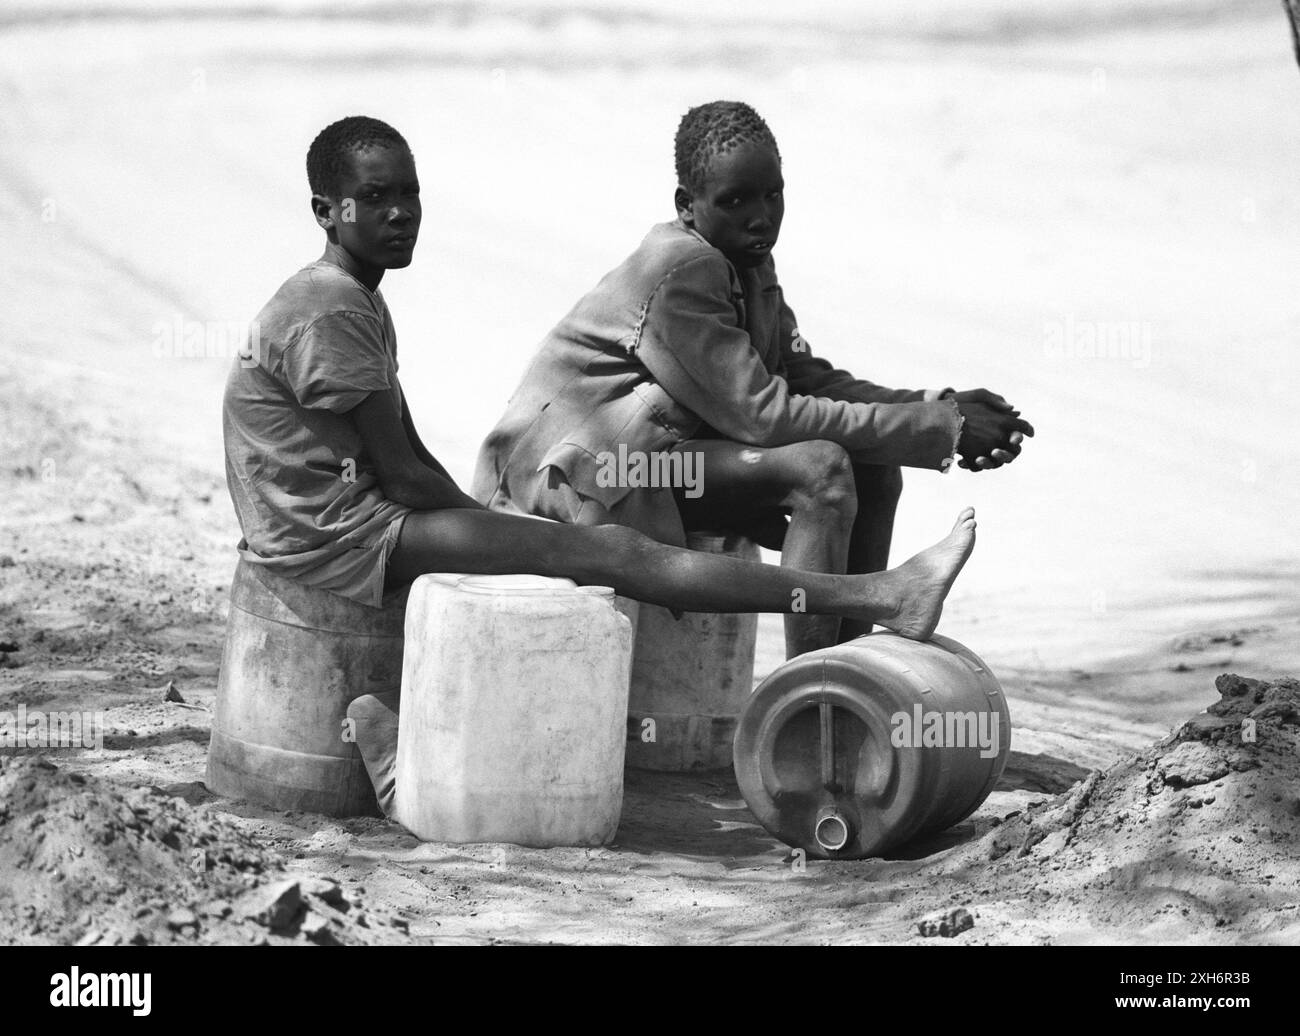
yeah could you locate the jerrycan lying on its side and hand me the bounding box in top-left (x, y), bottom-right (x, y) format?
top-left (733, 632), bottom-right (1010, 860)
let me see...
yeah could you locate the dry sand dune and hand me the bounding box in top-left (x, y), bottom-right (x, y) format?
top-left (1, 0), bottom-right (1297, 944)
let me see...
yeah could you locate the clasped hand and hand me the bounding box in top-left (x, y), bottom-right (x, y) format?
top-left (951, 388), bottom-right (1034, 471)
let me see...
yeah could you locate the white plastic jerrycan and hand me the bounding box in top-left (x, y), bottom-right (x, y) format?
top-left (393, 573), bottom-right (634, 847)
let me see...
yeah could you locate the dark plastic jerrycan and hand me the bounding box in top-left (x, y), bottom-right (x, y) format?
top-left (733, 631), bottom-right (1010, 860)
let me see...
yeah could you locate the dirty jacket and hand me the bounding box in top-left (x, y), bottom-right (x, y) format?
top-left (471, 220), bottom-right (963, 546)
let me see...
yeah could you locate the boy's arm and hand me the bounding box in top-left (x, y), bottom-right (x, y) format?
top-left (770, 290), bottom-right (1034, 469)
top-left (776, 297), bottom-right (952, 404)
top-left (398, 384), bottom-right (456, 480)
top-left (633, 255), bottom-right (962, 470)
top-left (773, 299), bottom-right (1033, 464)
top-left (351, 387), bottom-right (482, 510)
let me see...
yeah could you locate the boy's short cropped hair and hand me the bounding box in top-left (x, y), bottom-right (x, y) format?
top-left (673, 100), bottom-right (780, 194)
top-left (307, 115), bottom-right (410, 197)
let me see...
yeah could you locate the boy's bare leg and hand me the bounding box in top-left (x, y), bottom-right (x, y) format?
top-left (384, 506), bottom-right (976, 640)
top-left (838, 463), bottom-right (904, 643)
top-left (670, 439), bottom-right (858, 657)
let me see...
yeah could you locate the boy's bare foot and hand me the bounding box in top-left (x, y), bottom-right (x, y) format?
top-left (867, 507), bottom-right (977, 641)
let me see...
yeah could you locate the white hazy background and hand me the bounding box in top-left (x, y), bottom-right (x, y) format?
top-left (2, 0), bottom-right (1296, 682)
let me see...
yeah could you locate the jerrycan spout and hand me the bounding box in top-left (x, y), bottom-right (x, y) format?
top-left (814, 808), bottom-right (852, 852)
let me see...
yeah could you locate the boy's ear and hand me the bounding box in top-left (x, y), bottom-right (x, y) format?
top-left (311, 193), bottom-right (335, 231)
top-left (674, 185), bottom-right (694, 225)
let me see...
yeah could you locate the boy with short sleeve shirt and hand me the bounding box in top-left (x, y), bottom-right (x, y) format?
top-left (222, 261), bottom-right (411, 607)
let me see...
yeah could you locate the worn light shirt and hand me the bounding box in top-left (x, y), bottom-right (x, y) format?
top-left (222, 261), bottom-right (411, 607)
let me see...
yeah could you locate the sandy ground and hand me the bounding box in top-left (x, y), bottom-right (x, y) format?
top-left (1, 0), bottom-right (1298, 944)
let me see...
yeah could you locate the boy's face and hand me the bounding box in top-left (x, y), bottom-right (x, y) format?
top-left (314, 145), bottom-right (421, 272)
top-left (675, 143), bottom-right (784, 269)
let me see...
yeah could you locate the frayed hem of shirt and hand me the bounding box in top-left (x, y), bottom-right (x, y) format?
top-left (939, 397), bottom-right (964, 474)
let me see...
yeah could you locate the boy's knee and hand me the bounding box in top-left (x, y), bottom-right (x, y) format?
top-left (788, 441), bottom-right (857, 518)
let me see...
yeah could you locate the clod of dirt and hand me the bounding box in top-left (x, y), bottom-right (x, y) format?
top-left (0, 755), bottom-right (412, 946)
top-left (238, 879), bottom-right (303, 932)
top-left (916, 906), bottom-right (974, 938)
top-left (951, 674), bottom-right (1300, 936)
top-left (166, 907), bottom-right (198, 931)
top-left (1157, 742), bottom-right (1229, 788)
